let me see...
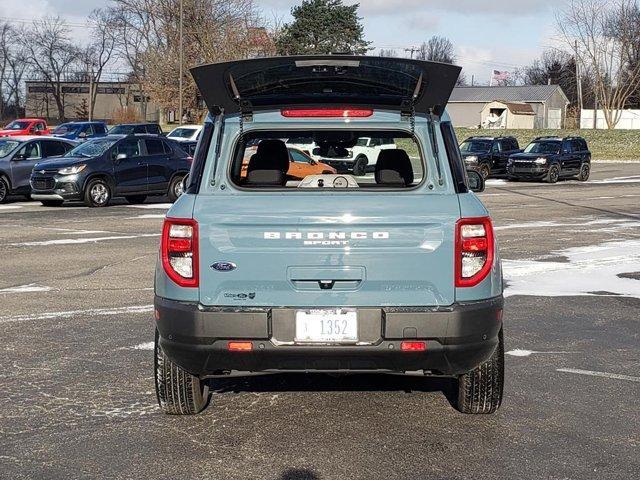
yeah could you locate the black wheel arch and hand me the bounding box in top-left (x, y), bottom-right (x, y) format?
top-left (82, 172), bottom-right (116, 193)
top-left (0, 170), bottom-right (12, 190)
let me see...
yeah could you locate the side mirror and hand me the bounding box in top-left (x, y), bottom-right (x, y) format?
top-left (467, 169), bottom-right (485, 193)
top-left (13, 153), bottom-right (27, 161)
top-left (28, 127), bottom-right (36, 134)
top-left (115, 153), bottom-right (127, 162)
top-left (78, 132), bottom-right (87, 138)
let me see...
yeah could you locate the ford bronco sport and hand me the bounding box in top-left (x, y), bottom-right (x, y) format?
top-left (154, 56), bottom-right (504, 415)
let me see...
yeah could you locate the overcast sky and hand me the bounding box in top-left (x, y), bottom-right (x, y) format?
top-left (0, 0), bottom-right (565, 82)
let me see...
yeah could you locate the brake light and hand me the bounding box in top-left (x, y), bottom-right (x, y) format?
top-left (455, 217), bottom-right (494, 287)
top-left (161, 218), bottom-right (198, 287)
top-left (281, 108), bottom-right (373, 118)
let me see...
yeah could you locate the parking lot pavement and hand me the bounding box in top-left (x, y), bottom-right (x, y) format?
top-left (1, 162), bottom-right (639, 479)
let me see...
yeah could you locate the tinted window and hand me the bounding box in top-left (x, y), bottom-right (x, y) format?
top-left (147, 124), bottom-right (161, 135)
top-left (16, 141), bottom-right (41, 159)
top-left (53, 123), bottom-right (80, 135)
top-left (133, 125), bottom-right (146, 134)
top-left (162, 140), bottom-right (174, 154)
top-left (95, 124), bottom-right (107, 134)
top-left (499, 139), bottom-right (512, 151)
top-left (571, 139), bottom-right (583, 152)
top-left (524, 141), bottom-right (561, 155)
top-left (115, 138), bottom-right (142, 157)
top-left (145, 138), bottom-right (165, 155)
top-left (109, 125), bottom-right (134, 135)
top-left (290, 149), bottom-right (311, 163)
top-left (460, 140), bottom-right (491, 153)
top-left (42, 141), bottom-right (69, 157)
top-left (84, 125), bottom-right (95, 136)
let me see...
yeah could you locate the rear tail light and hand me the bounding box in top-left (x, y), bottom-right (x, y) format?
top-left (401, 341), bottom-right (427, 352)
top-left (228, 341), bottom-right (253, 352)
top-left (161, 218), bottom-right (198, 287)
top-left (281, 108), bottom-right (373, 118)
top-left (455, 217), bottom-right (494, 287)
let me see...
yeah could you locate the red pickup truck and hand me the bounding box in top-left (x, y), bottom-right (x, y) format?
top-left (0, 118), bottom-right (50, 137)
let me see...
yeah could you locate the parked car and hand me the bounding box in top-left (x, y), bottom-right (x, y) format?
top-left (167, 124), bottom-right (202, 142)
top-left (30, 134), bottom-right (191, 207)
top-left (153, 56), bottom-right (503, 416)
top-left (175, 140), bottom-right (198, 157)
top-left (240, 145), bottom-right (337, 179)
top-left (0, 136), bottom-right (76, 203)
top-left (0, 118), bottom-right (50, 137)
top-left (285, 137), bottom-right (318, 156)
top-left (459, 136), bottom-right (521, 179)
top-left (51, 121), bottom-right (108, 141)
top-left (109, 123), bottom-right (163, 135)
top-left (506, 136), bottom-right (591, 183)
top-left (318, 136), bottom-right (397, 176)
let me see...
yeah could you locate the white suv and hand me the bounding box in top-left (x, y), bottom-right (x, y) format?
top-left (348, 137), bottom-right (397, 175)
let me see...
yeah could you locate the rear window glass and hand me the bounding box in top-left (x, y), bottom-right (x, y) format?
top-left (230, 130), bottom-right (423, 190)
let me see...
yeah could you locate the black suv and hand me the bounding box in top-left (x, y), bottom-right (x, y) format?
top-left (507, 136), bottom-right (591, 183)
top-left (109, 123), bottom-right (163, 135)
top-left (30, 134), bottom-right (191, 207)
top-left (459, 136), bottom-right (521, 179)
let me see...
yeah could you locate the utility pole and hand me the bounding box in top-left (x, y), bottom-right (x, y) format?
top-left (574, 40), bottom-right (583, 128)
top-left (404, 46), bottom-right (418, 59)
top-left (178, 0), bottom-right (184, 124)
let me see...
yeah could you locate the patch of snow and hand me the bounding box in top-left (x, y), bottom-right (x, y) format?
top-left (11, 233), bottom-right (159, 247)
top-left (128, 341), bottom-right (154, 350)
top-left (589, 175), bottom-right (640, 184)
top-left (127, 214), bottom-right (166, 219)
top-left (557, 368), bottom-right (640, 383)
top-left (125, 203), bottom-right (172, 209)
top-left (0, 283), bottom-right (51, 294)
top-left (0, 304), bottom-right (153, 324)
top-left (503, 239), bottom-right (640, 298)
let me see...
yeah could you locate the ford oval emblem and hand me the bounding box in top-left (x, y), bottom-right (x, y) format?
top-left (211, 261), bottom-right (236, 272)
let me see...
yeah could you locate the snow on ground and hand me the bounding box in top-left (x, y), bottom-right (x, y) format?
top-left (503, 239), bottom-right (640, 298)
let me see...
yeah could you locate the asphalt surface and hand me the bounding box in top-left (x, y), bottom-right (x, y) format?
top-left (1, 163), bottom-right (639, 479)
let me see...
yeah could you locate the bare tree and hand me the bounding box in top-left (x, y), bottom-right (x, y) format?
top-left (4, 27), bottom-right (29, 117)
top-left (80, 9), bottom-right (118, 121)
top-left (0, 23), bottom-right (10, 118)
top-left (110, 0), bottom-right (269, 118)
top-left (23, 17), bottom-right (80, 121)
top-left (378, 48), bottom-right (398, 57)
top-left (557, 0), bottom-right (640, 128)
top-left (416, 36), bottom-right (455, 63)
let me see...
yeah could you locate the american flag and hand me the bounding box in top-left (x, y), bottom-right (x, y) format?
top-left (491, 70), bottom-right (510, 84)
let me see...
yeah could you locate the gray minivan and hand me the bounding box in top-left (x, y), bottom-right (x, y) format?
top-left (153, 56), bottom-right (504, 415)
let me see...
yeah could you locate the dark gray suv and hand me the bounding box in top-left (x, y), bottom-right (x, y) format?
top-left (0, 136), bottom-right (76, 203)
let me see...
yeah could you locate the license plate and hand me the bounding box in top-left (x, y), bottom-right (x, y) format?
top-left (295, 309), bottom-right (358, 343)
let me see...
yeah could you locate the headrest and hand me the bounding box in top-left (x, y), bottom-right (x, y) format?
top-left (247, 139), bottom-right (289, 173)
top-left (375, 149), bottom-right (414, 186)
top-left (245, 169), bottom-right (286, 186)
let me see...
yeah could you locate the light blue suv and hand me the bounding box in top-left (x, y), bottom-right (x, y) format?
top-left (153, 56), bottom-right (504, 415)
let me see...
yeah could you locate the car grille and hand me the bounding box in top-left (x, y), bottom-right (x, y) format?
top-left (32, 177), bottom-right (55, 190)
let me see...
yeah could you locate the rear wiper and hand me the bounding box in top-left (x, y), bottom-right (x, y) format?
top-left (427, 110), bottom-right (444, 186)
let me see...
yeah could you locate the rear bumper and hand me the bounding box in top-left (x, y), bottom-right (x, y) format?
top-left (155, 296), bottom-right (504, 377)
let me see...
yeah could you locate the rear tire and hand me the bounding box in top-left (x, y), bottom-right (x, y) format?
top-left (84, 178), bottom-right (111, 207)
top-left (577, 163), bottom-right (590, 181)
top-left (352, 155), bottom-right (368, 176)
top-left (479, 163), bottom-right (491, 180)
top-left (0, 177), bottom-right (9, 203)
top-left (154, 329), bottom-right (209, 415)
top-left (40, 200), bottom-right (64, 207)
top-left (168, 175), bottom-right (185, 202)
top-left (455, 328), bottom-right (504, 414)
top-left (545, 165), bottom-right (560, 183)
top-left (125, 195), bottom-right (147, 204)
